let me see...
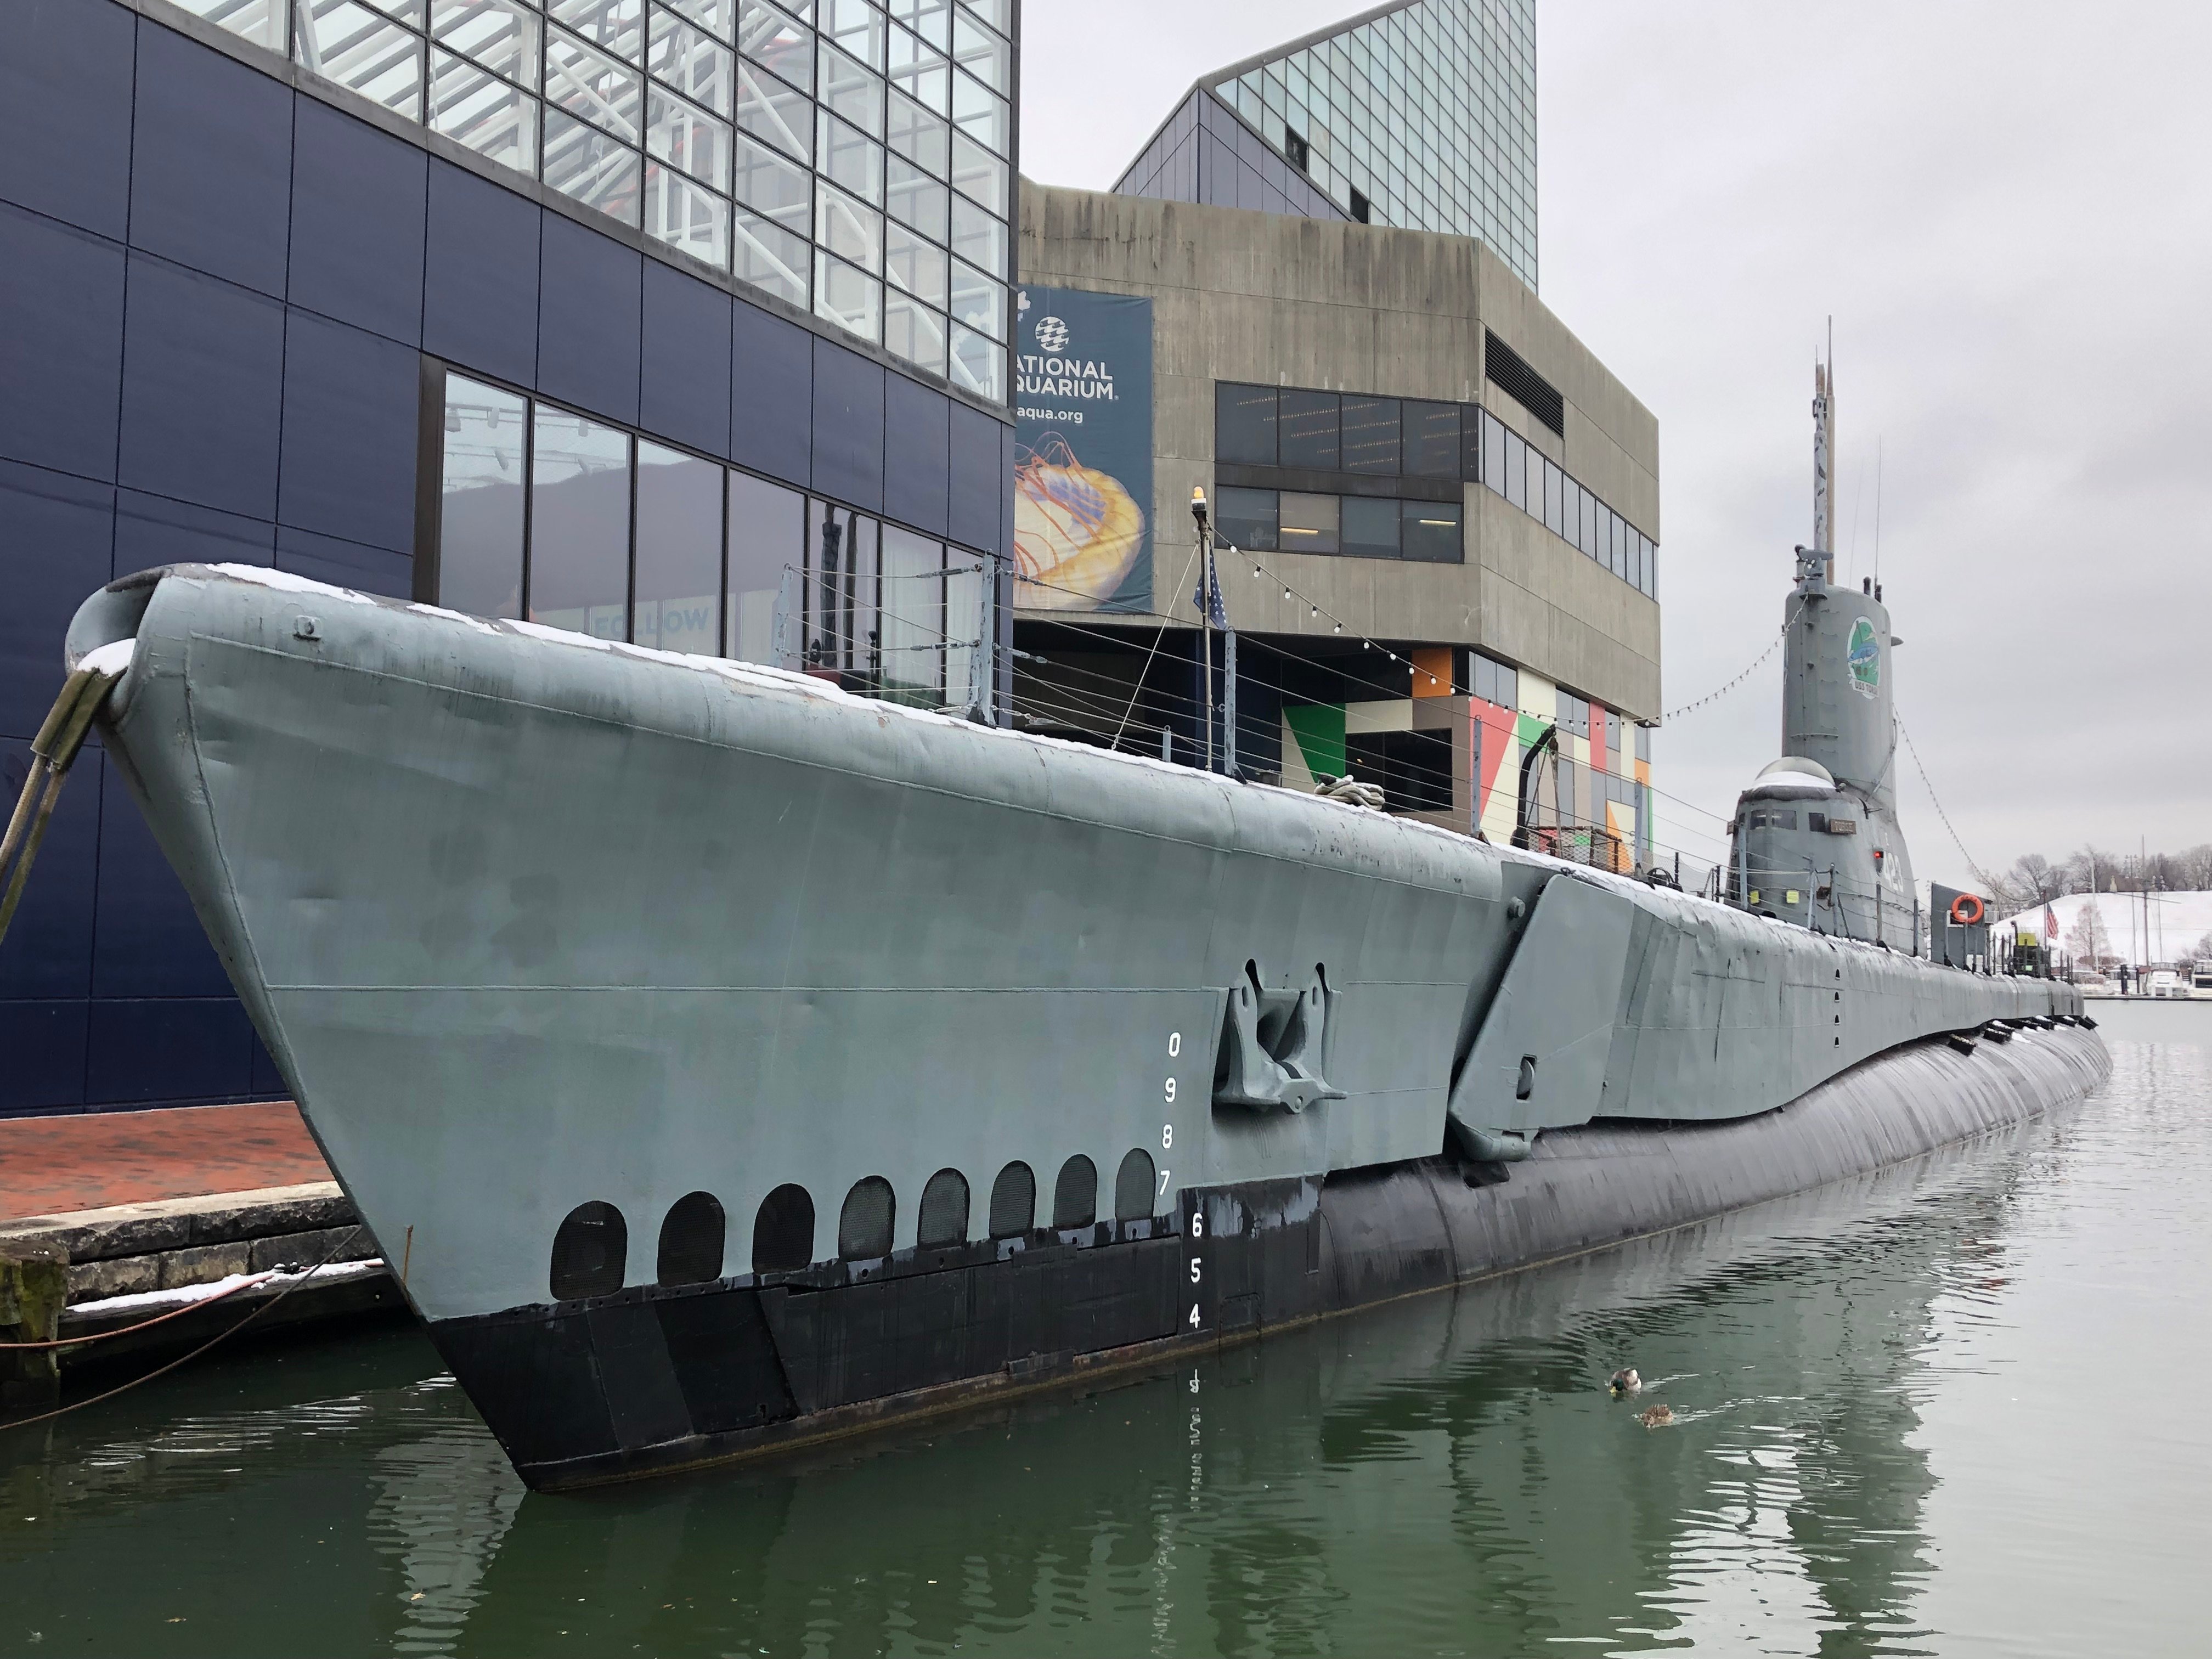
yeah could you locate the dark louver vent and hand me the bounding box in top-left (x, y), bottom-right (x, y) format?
top-left (989, 1162), bottom-right (1036, 1237)
top-left (1484, 331), bottom-right (1565, 436)
top-left (1114, 1149), bottom-right (1157, 1222)
top-left (839, 1176), bottom-right (896, 1260)
top-left (1052, 1155), bottom-right (1098, 1231)
top-left (656, 1190), bottom-right (726, 1286)
top-left (752, 1183), bottom-right (815, 1274)
top-left (917, 1168), bottom-right (970, 1247)
top-left (549, 1200), bottom-right (627, 1301)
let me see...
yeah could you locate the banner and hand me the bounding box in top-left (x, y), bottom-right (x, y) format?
top-left (1013, 286), bottom-right (1153, 613)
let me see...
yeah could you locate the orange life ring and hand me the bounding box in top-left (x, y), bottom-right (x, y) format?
top-left (1949, 893), bottom-right (1985, 926)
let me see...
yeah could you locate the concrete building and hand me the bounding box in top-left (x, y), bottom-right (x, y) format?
top-left (1011, 7), bottom-right (1658, 859)
top-left (0, 0), bottom-right (1020, 1117)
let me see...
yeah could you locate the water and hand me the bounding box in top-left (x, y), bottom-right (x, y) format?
top-left (4, 1003), bottom-right (2207, 1657)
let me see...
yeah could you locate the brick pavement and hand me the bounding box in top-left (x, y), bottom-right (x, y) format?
top-left (0, 1102), bottom-right (331, 1218)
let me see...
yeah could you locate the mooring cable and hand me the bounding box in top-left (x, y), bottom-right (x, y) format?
top-left (0, 1269), bottom-right (283, 1352)
top-left (0, 654), bottom-right (128, 947)
top-left (0, 1224), bottom-right (366, 1435)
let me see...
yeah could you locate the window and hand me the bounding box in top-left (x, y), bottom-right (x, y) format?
top-left (431, 371), bottom-right (991, 698)
top-left (1471, 651), bottom-right (1517, 710)
top-left (1341, 495), bottom-right (1400, 558)
top-left (1340, 396), bottom-right (1401, 474)
top-left (838, 1175), bottom-right (895, 1260)
top-left (527, 405), bottom-right (631, 638)
top-left (634, 440), bottom-right (724, 654)
top-left (1278, 492), bottom-right (1340, 554)
top-left (727, 469), bottom-right (805, 665)
top-left (1215, 486), bottom-right (1279, 552)
top-left (438, 377), bottom-right (528, 619)
top-left (1279, 389), bottom-right (1341, 470)
top-left (549, 1200), bottom-right (628, 1300)
top-left (917, 1168), bottom-right (970, 1246)
top-left (1216, 383), bottom-right (1279, 465)
top-left (1052, 1154), bottom-right (1097, 1231)
top-left (988, 1161), bottom-right (1035, 1237)
top-left (1207, 377), bottom-right (1655, 594)
top-left (657, 1190), bottom-right (726, 1284)
top-left (1555, 688), bottom-right (1589, 738)
top-left (752, 1182), bottom-right (815, 1273)
top-left (1400, 499), bottom-right (1461, 563)
top-left (1404, 400), bottom-right (1459, 478)
top-left (1635, 724), bottom-right (1651, 764)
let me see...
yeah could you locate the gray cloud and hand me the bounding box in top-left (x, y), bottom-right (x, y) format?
top-left (1020, 2), bottom-right (2212, 888)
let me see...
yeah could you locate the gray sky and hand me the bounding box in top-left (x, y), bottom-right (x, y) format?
top-left (1018, 1), bottom-right (2212, 890)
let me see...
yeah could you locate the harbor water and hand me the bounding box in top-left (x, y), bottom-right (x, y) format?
top-left (4, 1002), bottom-right (2205, 1657)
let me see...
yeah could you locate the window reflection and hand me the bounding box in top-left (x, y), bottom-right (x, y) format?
top-left (727, 470), bottom-right (804, 665)
top-left (879, 524), bottom-right (943, 706)
top-left (439, 377), bottom-right (528, 620)
top-left (528, 407), bottom-right (632, 638)
top-left (634, 440), bottom-right (723, 654)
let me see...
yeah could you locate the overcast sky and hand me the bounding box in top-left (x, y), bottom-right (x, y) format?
top-left (1018, 1), bottom-right (2212, 890)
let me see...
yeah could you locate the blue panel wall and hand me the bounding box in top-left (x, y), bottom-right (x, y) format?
top-left (884, 374), bottom-right (950, 537)
top-left (275, 526), bottom-right (413, 598)
top-left (642, 262), bottom-right (733, 458)
top-left (0, 0), bottom-right (137, 241)
top-left (0, 738), bottom-right (100, 999)
top-left (128, 23), bottom-right (294, 298)
top-left (289, 97), bottom-right (427, 347)
top-left (115, 490), bottom-right (275, 576)
top-left (811, 340), bottom-right (885, 513)
top-left (731, 302), bottom-right (812, 486)
top-left (949, 401), bottom-right (1005, 554)
top-left (0, 202), bottom-right (127, 483)
top-left (0, 0), bottom-right (1008, 1116)
top-left (0, 1001), bottom-right (91, 1116)
top-left (539, 212), bottom-right (642, 425)
top-left (424, 160), bottom-right (540, 387)
top-left (278, 311), bottom-right (420, 552)
top-left (0, 461), bottom-right (114, 742)
top-left (118, 253), bottom-right (287, 520)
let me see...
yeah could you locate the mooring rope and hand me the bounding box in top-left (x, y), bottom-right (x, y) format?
top-left (0, 1226), bottom-right (366, 1434)
top-left (0, 653), bottom-right (130, 947)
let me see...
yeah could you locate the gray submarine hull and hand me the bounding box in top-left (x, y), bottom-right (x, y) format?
top-left (65, 565), bottom-right (2097, 1488)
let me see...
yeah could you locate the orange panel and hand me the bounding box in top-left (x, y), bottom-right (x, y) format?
top-left (1410, 646), bottom-right (1453, 697)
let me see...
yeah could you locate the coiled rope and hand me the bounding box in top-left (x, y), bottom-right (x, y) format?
top-left (0, 653), bottom-right (129, 947)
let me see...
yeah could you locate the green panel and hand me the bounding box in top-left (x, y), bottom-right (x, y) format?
top-left (1284, 703), bottom-right (1346, 780)
top-left (1514, 712), bottom-right (1549, 748)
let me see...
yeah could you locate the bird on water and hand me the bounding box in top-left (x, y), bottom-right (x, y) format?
top-left (1608, 1368), bottom-right (1642, 1397)
top-left (1640, 1404), bottom-right (1674, 1429)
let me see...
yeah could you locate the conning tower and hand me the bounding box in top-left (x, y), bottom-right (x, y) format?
top-left (1729, 354), bottom-right (1918, 947)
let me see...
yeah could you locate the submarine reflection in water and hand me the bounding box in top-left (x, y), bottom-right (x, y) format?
top-left (5, 1120), bottom-right (2043, 1654)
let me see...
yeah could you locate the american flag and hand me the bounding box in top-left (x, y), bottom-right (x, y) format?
top-left (1193, 547), bottom-right (1227, 629)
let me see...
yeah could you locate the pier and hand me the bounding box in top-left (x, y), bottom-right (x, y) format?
top-left (0, 1104), bottom-right (397, 1401)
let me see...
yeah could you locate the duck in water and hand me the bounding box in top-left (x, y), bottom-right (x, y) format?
top-left (1608, 1368), bottom-right (1642, 1397)
top-left (1640, 1404), bottom-right (1674, 1429)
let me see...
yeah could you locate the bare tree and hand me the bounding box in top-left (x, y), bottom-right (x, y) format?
top-left (2065, 904), bottom-right (2115, 970)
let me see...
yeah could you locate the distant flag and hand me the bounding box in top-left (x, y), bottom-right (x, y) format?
top-left (1193, 546), bottom-right (1227, 629)
top-left (2045, 901), bottom-right (2060, 951)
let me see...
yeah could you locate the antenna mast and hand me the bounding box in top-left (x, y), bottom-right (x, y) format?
top-left (1812, 318), bottom-right (1836, 585)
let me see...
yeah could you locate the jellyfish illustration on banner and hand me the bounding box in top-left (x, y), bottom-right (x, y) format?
top-left (1013, 286), bottom-right (1154, 612)
top-left (1014, 436), bottom-right (1147, 609)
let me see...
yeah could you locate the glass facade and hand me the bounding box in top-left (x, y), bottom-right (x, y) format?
top-left (1114, 0), bottom-right (1538, 290)
top-left (438, 371), bottom-right (995, 708)
top-left (175, 0), bottom-right (1015, 401)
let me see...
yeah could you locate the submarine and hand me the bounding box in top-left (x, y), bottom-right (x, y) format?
top-left (22, 387), bottom-right (2101, 1490)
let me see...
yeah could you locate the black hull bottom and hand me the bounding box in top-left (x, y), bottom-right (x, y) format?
top-left (430, 1025), bottom-right (2110, 1490)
